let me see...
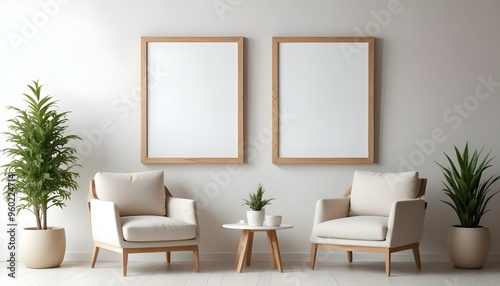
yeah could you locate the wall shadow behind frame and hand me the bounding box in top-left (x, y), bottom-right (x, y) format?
top-left (272, 37), bottom-right (374, 164)
top-left (141, 36), bottom-right (244, 164)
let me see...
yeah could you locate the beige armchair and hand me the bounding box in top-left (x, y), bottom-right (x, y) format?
top-left (310, 170), bottom-right (427, 276)
top-left (88, 170), bottom-right (199, 276)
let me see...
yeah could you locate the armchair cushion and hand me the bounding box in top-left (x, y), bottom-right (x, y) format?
top-left (94, 170), bottom-right (166, 216)
top-left (349, 171), bottom-right (419, 217)
top-left (314, 216), bottom-right (388, 241)
top-left (121, 216), bottom-right (197, 242)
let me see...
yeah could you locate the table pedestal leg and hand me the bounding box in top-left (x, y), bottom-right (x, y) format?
top-left (246, 231), bottom-right (254, 266)
top-left (267, 230), bottom-right (283, 272)
top-left (235, 230), bottom-right (251, 273)
top-left (267, 231), bottom-right (277, 268)
top-left (233, 229), bottom-right (284, 273)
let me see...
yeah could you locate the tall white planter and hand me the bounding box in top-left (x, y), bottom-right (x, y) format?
top-left (447, 226), bottom-right (490, 269)
top-left (247, 210), bottom-right (265, 226)
top-left (20, 227), bottom-right (66, 268)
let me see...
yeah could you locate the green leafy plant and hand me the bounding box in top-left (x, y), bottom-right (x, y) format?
top-left (436, 143), bottom-right (500, 228)
top-left (242, 183), bottom-right (275, 211)
top-left (2, 80), bottom-right (82, 230)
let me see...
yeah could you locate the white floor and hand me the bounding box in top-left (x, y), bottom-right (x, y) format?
top-left (1, 260), bottom-right (499, 286)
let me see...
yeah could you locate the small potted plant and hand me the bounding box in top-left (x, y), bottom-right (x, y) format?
top-left (242, 183), bottom-right (275, 226)
top-left (2, 80), bottom-right (81, 268)
top-left (436, 143), bottom-right (500, 268)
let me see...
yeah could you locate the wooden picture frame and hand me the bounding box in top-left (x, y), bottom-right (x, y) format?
top-left (272, 37), bottom-right (374, 164)
top-left (141, 36), bottom-right (244, 163)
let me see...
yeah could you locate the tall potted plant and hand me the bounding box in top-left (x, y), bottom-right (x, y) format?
top-left (436, 143), bottom-right (500, 268)
top-left (242, 183), bottom-right (275, 226)
top-left (2, 80), bottom-right (81, 268)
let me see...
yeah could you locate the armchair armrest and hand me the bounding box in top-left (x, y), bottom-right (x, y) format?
top-left (386, 199), bottom-right (426, 247)
top-left (90, 199), bottom-right (124, 247)
top-left (313, 198), bottom-right (350, 225)
top-left (167, 197), bottom-right (198, 226)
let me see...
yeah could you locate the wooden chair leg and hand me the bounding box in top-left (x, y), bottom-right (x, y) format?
top-left (412, 245), bottom-right (422, 270)
top-left (166, 252), bottom-right (171, 264)
top-left (384, 250), bottom-right (391, 276)
top-left (122, 251), bottom-right (129, 277)
top-left (193, 246), bottom-right (200, 272)
top-left (347, 251), bottom-right (353, 262)
top-left (310, 244), bottom-right (318, 269)
top-left (90, 245), bottom-right (100, 268)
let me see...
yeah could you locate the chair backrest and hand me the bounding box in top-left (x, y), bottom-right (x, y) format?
top-left (92, 170), bottom-right (166, 216)
top-left (348, 170), bottom-right (424, 217)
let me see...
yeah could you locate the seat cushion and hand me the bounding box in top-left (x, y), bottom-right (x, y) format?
top-left (121, 216), bottom-right (196, 242)
top-left (94, 170), bottom-right (166, 216)
top-left (349, 170), bottom-right (419, 217)
top-left (314, 216), bottom-right (388, 241)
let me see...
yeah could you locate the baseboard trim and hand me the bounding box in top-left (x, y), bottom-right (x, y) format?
top-left (63, 251), bottom-right (500, 263)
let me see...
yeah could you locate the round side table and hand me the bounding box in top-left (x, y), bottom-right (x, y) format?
top-left (222, 223), bottom-right (293, 272)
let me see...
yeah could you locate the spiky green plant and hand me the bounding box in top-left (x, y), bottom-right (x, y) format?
top-left (2, 80), bottom-right (81, 230)
top-left (436, 143), bottom-right (500, 228)
top-left (242, 183), bottom-right (275, 211)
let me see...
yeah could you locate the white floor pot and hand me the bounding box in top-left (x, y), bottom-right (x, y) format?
top-left (447, 225), bottom-right (490, 269)
top-left (247, 210), bottom-right (265, 226)
top-left (20, 227), bottom-right (66, 269)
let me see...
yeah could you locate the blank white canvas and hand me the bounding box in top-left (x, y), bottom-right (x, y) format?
top-left (279, 42), bottom-right (369, 158)
top-left (147, 42), bottom-right (239, 158)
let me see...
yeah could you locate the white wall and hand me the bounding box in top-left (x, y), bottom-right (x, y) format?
top-left (1, 0), bottom-right (500, 263)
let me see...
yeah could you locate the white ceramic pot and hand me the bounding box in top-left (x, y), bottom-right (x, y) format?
top-left (265, 215), bottom-right (282, 227)
top-left (246, 210), bottom-right (265, 226)
top-left (20, 227), bottom-right (66, 268)
top-left (447, 225), bottom-right (490, 269)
